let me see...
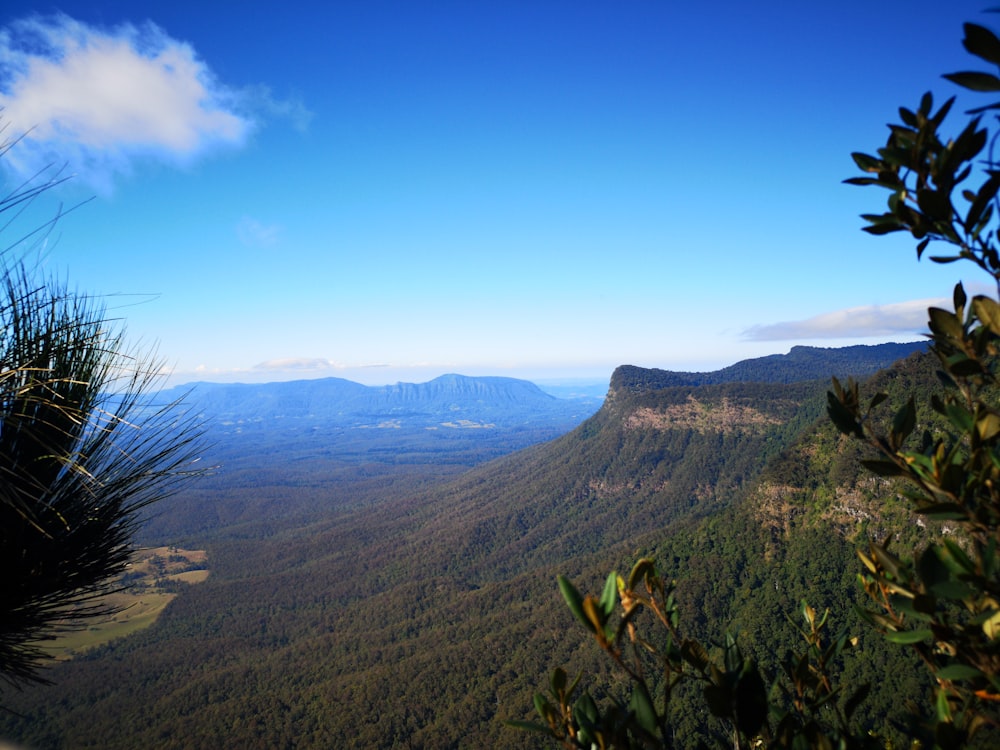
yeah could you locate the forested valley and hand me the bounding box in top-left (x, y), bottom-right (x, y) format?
top-left (0, 343), bottom-right (942, 748)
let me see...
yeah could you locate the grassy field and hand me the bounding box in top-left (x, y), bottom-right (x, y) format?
top-left (41, 546), bottom-right (208, 660)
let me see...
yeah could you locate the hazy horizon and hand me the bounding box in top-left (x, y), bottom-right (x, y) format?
top-left (159, 339), bottom-right (925, 389)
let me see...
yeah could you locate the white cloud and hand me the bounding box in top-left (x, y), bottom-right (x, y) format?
top-left (0, 15), bottom-right (255, 188)
top-left (742, 297), bottom-right (947, 341)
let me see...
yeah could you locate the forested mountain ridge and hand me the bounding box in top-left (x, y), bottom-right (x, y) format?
top-left (0, 343), bottom-right (938, 748)
top-left (610, 341), bottom-right (925, 393)
top-left (393, 378), bottom-right (825, 585)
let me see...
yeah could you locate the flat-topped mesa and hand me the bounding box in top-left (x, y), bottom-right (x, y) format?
top-left (608, 365), bottom-right (701, 396)
top-left (607, 342), bottom-right (927, 398)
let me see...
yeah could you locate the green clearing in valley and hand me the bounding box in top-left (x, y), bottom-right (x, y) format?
top-left (41, 546), bottom-right (208, 660)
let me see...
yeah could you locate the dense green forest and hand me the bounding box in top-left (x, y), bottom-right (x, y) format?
top-left (0, 344), bottom-right (941, 748)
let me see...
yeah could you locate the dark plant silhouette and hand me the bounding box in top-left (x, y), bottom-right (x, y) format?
top-left (0, 144), bottom-right (205, 688)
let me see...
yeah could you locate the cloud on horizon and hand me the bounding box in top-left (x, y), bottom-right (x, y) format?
top-left (0, 15), bottom-right (306, 190)
top-left (742, 297), bottom-right (946, 341)
top-left (253, 358), bottom-right (346, 372)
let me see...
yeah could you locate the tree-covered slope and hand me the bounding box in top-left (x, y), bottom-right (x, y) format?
top-left (746, 348), bottom-right (944, 548)
top-left (0, 345), bottom-right (932, 748)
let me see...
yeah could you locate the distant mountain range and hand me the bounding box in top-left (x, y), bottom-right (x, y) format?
top-left (160, 342), bottom-right (926, 435)
top-left (158, 373), bottom-right (603, 431)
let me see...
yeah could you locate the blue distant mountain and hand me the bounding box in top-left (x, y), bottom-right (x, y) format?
top-left (156, 373), bottom-right (604, 431)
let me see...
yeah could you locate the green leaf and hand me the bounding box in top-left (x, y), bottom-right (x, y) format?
top-left (976, 410), bottom-right (1000, 442)
top-left (920, 91), bottom-right (934, 116)
top-left (930, 94), bottom-right (955, 126)
top-left (850, 152), bottom-right (883, 172)
top-left (943, 401), bottom-right (974, 432)
top-left (962, 23), bottom-right (1000, 65)
top-left (967, 100), bottom-right (1000, 114)
top-left (917, 189), bottom-right (951, 222)
top-left (549, 667), bottom-right (566, 697)
top-left (929, 579), bottom-right (975, 600)
top-left (558, 576), bottom-right (594, 633)
top-left (582, 595), bottom-right (606, 634)
top-left (844, 683), bottom-right (871, 721)
top-left (936, 664), bottom-right (984, 681)
top-left (981, 609), bottom-right (1000, 639)
top-left (598, 571), bottom-right (618, 621)
top-left (918, 503), bottom-right (967, 521)
top-left (871, 543), bottom-right (904, 580)
top-left (734, 661), bottom-right (768, 738)
top-left (916, 503), bottom-right (969, 521)
top-left (681, 639), bottom-right (711, 672)
top-left (884, 628), bottom-right (933, 644)
top-left (533, 693), bottom-right (554, 723)
top-left (973, 295), bottom-right (1000, 336)
top-left (703, 683), bottom-right (732, 719)
top-left (844, 176), bottom-right (889, 186)
top-left (723, 632), bottom-right (742, 674)
top-left (936, 687), bottom-right (954, 723)
top-left (965, 173), bottom-right (1000, 229)
top-left (941, 539), bottom-right (976, 574)
top-left (954, 282), bottom-right (968, 314)
top-left (574, 692), bottom-right (599, 724)
top-left (944, 352), bottom-right (984, 377)
top-left (943, 71), bottom-right (1000, 92)
top-left (912, 594), bottom-right (937, 617)
top-left (629, 681), bottom-right (659, 735)
top-left (891, 397), bottom-right (917, 447)
top-left (928, 306), bottom-right (965, 340)
top-left (860, 459), bottom-right (907, 477)
top-left (862, 222), bottom-right (906, 235)
top-left (918, 546), bottom-right (950, 584)
top-left (952, 118), bottom-right (988, 162)
top-left (827, 392), bottom-right (862, 437)
top-left (627, 558), bottom-right (656, 591)
top-left (504, 719), bottom-right (554, 734)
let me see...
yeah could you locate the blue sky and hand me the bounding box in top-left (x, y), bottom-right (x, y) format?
top-left (0, 1), bottom-right (990, 385)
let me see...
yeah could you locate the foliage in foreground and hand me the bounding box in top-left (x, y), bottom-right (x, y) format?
top-left (0, 149), bottom-right (205, 688)
top-left (515, 17), bottom-right (1000, 750)
top-left (512, 561), bottom-right (872, 749)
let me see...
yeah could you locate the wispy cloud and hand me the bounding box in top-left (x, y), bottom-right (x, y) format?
top-left (253, 358), bottom-right (344, 372)
top-left (236, 216), bottom-right (281, 248)
top-left (242, 84), bottom-right (313, 133)
top-left (0, 15), bottom-right (307, 190)
top-left (742, 297), bottom-right (946, 341)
